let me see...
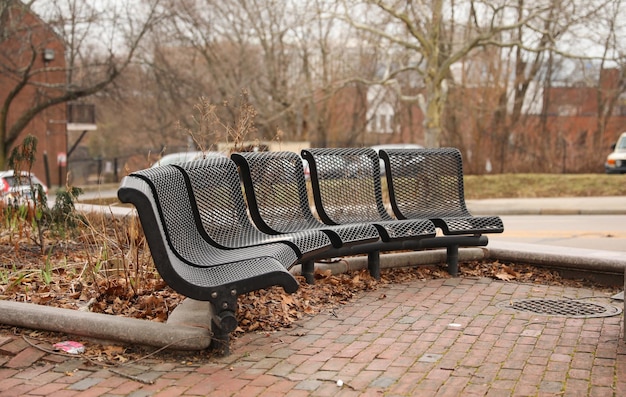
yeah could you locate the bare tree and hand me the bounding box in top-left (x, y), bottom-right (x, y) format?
top-left (591, 0), bottom-right (626, 157)
top-left (156, 0), bottom-right (372, 148)
top-left (93, 37), bottom-right (210, 159)
top-left (164, 0), bottom-right (291, 143)
top-left (339, 0), bottom-right (573, 148)
top-left (339, 0), bottom-right (626, 154)
top-left (0, 0), bottom-right (163, 168)
top-left (58, 0), bottom-right (623, 174)
top-left (492, 0), bottom-right (626, 172)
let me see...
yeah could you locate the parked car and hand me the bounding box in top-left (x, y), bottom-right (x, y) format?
top-left (371, 143), bottom-right (425, 175)
top-left (0, 170), bottom-right (48, 205)
top-left (605, 132), bottom-right (626, 174)
top-left (150, 151), bottom-right (226, 168)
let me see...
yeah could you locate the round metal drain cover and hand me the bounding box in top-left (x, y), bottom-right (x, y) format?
top-left (497, 299), bottom-right (622, 318)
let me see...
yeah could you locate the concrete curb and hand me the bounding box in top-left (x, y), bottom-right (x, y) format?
top-left (486, 241), bottom-right (625, 286)
top-left (0, 300), bottom-right (212, 350)
top-left (0, 243), bottom-right (624, 351)
top-left (472, 208), bottom-right (626, 216)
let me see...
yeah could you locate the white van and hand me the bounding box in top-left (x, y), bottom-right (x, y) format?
top-left (605, 132), bottom-right (626, 174)
top-left (371, 143), bottom-right (424, 175)
top-left (150, 151), bottom-right (226, 168)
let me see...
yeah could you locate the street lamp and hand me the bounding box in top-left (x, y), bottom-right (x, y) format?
top-left (43, 48), bottom-right (55, 63)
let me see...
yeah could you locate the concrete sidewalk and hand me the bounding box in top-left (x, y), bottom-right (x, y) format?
top-left (467, 196), bottom-right (626, 215)
top-left (75, 195), bottom-right (626, 219)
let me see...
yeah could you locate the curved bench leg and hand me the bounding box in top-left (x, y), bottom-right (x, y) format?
top-left (446, 245), bottom-right (459, 277)
top-left (368, 251), bottom-right (380, 280)
top-left (302, 260), bottom-right (315, 285)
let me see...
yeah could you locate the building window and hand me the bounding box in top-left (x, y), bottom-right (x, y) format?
top-left (558, 105), bottom-right (578, 116)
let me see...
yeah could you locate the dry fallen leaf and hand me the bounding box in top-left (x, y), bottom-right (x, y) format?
top-left (495, 272), bottom-right (516, 281)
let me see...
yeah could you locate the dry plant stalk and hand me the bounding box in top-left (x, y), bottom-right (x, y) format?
top-left (80, 211), bottom-right (155, 296)
top-left (178, 89), bottom-right (258, 154)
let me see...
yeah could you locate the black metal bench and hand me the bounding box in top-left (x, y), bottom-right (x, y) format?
top-left (231, 151), bottom-right (382, 281)
top-left (379, 147), bottom-right (504, 235)
top-left (172, 157), bottom-right (334, 281)
top-left (117, 165), bottom-right (299, 355)
top-left (301, 147), bottom-right (492, 276)
top-left (118, 147), bottom-right (501, 354)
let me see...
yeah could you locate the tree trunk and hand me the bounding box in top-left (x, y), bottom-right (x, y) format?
top-left (423, 78), bottom-right (445, 148)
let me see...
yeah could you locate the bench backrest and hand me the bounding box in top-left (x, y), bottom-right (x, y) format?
top-left (379, 147), bottom-right (471, 219)
top-left (174, 157), bottom-right (271, 248)
top-left (130, 165), bottom-right (298, 267)
top-left (231, 151), bottom-right (324, 234)
top-left (130, 166), bottom-right (228, 267)
top-left (175, 157), bottom-right (332, 259)
top-left (301, 147), bottom-right (393, 225)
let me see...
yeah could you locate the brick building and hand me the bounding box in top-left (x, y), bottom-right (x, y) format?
top-left (0, 0), bottom-right (68, 187)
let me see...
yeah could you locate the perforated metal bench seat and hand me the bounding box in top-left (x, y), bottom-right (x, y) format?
top-left (173, 157), bottom-right (332, 261)
top-left (231, 151), bottom-right (380, 248)
top-left (301, 148), bottom-right (437, 242)
top-left (379, 148), bottom-right (504, 235)
top-left (117, 166), bottom-right (299, 354)
top-left (301, 147), bottom-right (492, 277)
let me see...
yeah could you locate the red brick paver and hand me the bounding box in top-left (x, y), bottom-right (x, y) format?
top-left (1, 276), bottom-right (624, 396)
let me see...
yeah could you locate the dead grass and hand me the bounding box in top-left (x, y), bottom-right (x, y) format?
top-left (464, 173), bottom-right (626, 199)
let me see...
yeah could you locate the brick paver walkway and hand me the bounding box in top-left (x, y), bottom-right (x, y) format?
top-left (1, 276), bottom-right (625, 396)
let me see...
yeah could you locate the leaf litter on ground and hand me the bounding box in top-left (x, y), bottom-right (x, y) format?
top-left (1, 259), bottom-right (620, 366)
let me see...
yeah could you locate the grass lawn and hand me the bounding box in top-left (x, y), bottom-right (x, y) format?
top-left (80, 173), bottom-right (626, 206)
top-left (463, 173), bottom-right (626, 199)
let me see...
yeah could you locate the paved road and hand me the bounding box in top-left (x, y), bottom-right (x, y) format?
top-left (464, 196), bottom-right (626, 253)
top-left (492, 214), bottom-right (626, 252)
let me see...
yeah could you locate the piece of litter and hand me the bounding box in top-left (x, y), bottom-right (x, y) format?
top-left (53, 341), bottom-right (85, 354)
top-left (336, 379), bottom-right (343, 387)
top-left (448, 323), bottom-right (462, 328)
